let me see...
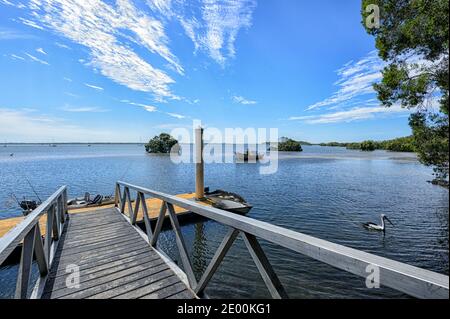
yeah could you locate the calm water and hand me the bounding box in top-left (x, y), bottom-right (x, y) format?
top-left (0, 144), bottom-right (448, 298)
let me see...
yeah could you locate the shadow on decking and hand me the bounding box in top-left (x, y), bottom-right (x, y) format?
top-left (0, 211), bottom-right (207, 266)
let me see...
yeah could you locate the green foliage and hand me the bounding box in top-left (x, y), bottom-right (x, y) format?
top-left (319, 142), bottom-right (344, 147)
top-left (382, 136), bottom-right (416, 152)
top-left (320, 136), bottom-right (416, 152)
top-left (145, 133), bottom-right (179, 154)
top-left (360, 140), bottom-right (376, 151)
top-left (362, 0), bottom-right (449, 183)
top-left (277, 139), bottom-right (303, 152)
top-left (410, 112), bottom-right (449, 183)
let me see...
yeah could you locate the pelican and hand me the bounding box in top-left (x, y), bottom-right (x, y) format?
top-left (363, 214), bottom-right (394, 231)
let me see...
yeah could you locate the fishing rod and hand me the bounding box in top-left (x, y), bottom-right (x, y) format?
top-left (9, 192), bottom-right (21, 206)
top-left (23, 175), bottom-right (42, 202)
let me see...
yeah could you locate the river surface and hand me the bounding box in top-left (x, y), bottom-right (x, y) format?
top-left (0, 144), bottom-right (448, 298)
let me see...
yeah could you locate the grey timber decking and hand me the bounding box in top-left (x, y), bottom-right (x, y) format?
top-left (41, 208), bottom-right (196, 299)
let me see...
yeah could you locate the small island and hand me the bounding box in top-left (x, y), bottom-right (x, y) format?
top-left (273, 137), bottom-right (303, 152)
top-left (145, 133), bottom-right (179, 154)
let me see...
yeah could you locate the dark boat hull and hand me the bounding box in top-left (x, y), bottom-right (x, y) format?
top-left (204, 189), bottom-right (253, 215)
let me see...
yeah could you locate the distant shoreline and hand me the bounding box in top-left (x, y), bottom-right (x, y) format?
top-left (2, 142), bottom-right (143, 145)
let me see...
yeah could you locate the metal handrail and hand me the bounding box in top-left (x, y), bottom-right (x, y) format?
top-left (115, 181), bottom-right (449, 299)
top-left (0, 186), bottom-right (68, 298)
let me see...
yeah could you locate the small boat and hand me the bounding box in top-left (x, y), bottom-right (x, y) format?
top-left (235, 150), bottom-right (265, 163)
top-left (67, 193), bottom-right (115, 209)
top-left (204, 189), bottom-right (253, 214)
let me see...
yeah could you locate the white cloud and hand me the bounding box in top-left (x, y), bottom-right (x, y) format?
top-left (0, 0), bottom-right (15, 6)
top-left (61, 106), bottom-right (108, 113)
top-left (148, 0), bottom-right (257, 66)
top-left (36, 47), bottom-right (47, 55)
top-left (289, 105), bottom-right (409, 124)
top-left (0, 27), bottom-right (36, 40)
top-left (54, 42), bottom-right (71, 50)
top-left (0, 108), bottom-right (125, 142)
top-left (84, 83), bottom-right (104, 91)
top-left (232, 95), bottom-right (257, 105)
top-left (293, 50), bottom-right (443, 124)
top-left (64, 92), bottom-right (79, 98)
top-left (10, 54), bottom-right (25, 60)
top-left (166, 112), bottom-right (185, 119)
top-left (121, 100), bottom-right (158, 112)
top-left (19, 18), bottom-right (44, 30)
top-left (143, 105), bottom-right (157, 112)
top-left (1, 0), bottom-right (26, 9)
top-left (306, 51), bottom-right (384, 111)
top-left (63, 77), bottom-right (72, 82)
top-left (147, 0), bottom-right (174, 17)
top-left (24, 52), bottom-right (49, 65)
top-left (23, 0), bottom-right (182, 100)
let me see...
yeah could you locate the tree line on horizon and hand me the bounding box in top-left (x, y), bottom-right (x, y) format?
top-left (319, 136), bottom-right (416, 152)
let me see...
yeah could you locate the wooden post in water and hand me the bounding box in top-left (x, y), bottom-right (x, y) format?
top-left (195, 126), bottom-right (205, 200)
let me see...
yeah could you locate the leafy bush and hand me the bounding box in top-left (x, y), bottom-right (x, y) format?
top-left (360, 140), bottom-right (376, 151)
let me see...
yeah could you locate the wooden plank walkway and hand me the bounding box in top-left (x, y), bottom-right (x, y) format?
top-left (41, 207), bottom-right (197, 299)
top-left (0, 192), bottom-right (214, 238)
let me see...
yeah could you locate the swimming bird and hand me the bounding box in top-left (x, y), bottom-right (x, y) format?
top-left (363, 214), bottom-right (394, 231)
top-left (9, 153), bottom-right (14, 157)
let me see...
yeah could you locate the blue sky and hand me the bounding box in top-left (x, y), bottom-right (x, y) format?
top-left (0, 0), bottom-right (413, 143)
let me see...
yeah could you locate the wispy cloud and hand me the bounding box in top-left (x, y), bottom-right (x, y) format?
top-left (63, 77), bottom-right (72, 82)
top-left (61, 106), bottom-right (108, 113)
top-left (0, 27), bottom-right (36, 40)
top-left (1, 0), bottom-right (26, 8)
top-left (148, 0), bottom-right (257, 66)
top-left (36, 47), bottom-right (47, 55)
top-left (306, 51), bottom-right (384, 111)
top-left (84, 83), bottom-right (104, 91)
top-left (24, 52), bottom-right (49, 65)
top-left (147, 0), bottom-right (174, 18)
top-left (54, 42), bottom-right (71, 50)
top-left (233, 95), bottom-right (257, 105)
top-left (19, 18), bottom-right (44, 30)
top-left (143, 105), bottom-right (157, 112)
top-left (21, 0), bottom-right (182, 100)
top-left (121, 100), bottom-right (158, 112)
top-left (166, 112), bottom-right (186, 119)
top-left (10, 54), bottom-right (25, 60)
top-left (0, 108), bottom-right (124, 142)
top-left (64, 92), bottom-right (79, 98)
top-left (289, 105), bottom-right (409, 124)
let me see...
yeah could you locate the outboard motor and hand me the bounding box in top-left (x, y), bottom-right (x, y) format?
top-left (20, 200), bottom-right (38, 211)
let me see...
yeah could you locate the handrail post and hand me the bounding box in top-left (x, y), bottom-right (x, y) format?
top-left (63, 188), bottom-right (69, 220)
top-left (114, 183), bottom-right (120, 208)
top-left (0, 186), bottom-right (68, 299)
top-left (15, 226), bottom-right (37, 299)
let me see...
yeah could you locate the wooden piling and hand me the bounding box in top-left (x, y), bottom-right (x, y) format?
top-left (195, 127), bottom-right (205, 200)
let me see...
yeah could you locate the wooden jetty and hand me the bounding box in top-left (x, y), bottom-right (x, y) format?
top-left (0, 192), bottom-right (204, 239)
top-left (42, 208), bottom-right (195, 299)
top-left (0, 181), bottom-right (449, 299)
